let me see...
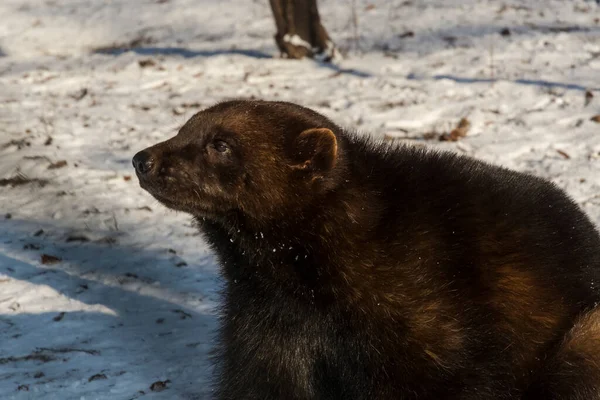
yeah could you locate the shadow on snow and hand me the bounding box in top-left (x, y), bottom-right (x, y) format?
top-left (407, 73), bottom-right (600, 92)
top-left (0, 219), bottom-right (219, 399)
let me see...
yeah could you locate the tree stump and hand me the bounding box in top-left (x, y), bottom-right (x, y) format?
top-left (269, 0), bottom-right (335, 61)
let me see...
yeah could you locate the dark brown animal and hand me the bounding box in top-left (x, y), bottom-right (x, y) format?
top-left (133, 100), bottom-right (600, 399)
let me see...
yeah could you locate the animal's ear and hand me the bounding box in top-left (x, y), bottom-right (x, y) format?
top-left (291, 128), bottom-right (338, 174)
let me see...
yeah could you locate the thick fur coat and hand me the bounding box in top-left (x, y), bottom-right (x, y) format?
top-left (134, 100), bottom-right (600, 399)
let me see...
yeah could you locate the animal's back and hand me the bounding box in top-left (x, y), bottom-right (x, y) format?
top-left (367, 142), bottom-right (600, 301)
top-left (352, 139), bottom-right (600, 396)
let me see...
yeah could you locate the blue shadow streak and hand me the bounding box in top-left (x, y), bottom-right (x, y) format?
top-left (407, 73), bottom-right (599, 92)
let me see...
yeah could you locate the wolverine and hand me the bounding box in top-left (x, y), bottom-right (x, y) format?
top-left (133, 99), bottom-right (600, 399)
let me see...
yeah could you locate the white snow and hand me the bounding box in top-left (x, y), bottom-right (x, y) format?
top-left (0, 0), bottom-right (599, 398)
top-left (283, 34), bottom-right (313, 50)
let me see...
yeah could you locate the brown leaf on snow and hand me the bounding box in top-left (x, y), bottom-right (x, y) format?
top-left (138, 59), bottom-right (156, 68)
top-left (439, 118), bottom-right (471, 141)
top-left (70, 88), bottom-right (88, 101)
top-left (48, 160), bottom-right (67, 169)
top-left (88, 373), bottom-right (108, 382)
top-left (585, 90), bottom-right (594, 107)
top-left (41, 254), bottom-right (62, 265)
top-left (556, 150), bottom-right (570, 159)
top-left (591, 115), bottom-right (600, 123)
top-left (150, 380), bottom-right (171, 392)
top-left (66, 235), bottom-right (90, 243)
top-left (181, 102), bottom-right (202, 108)
top-left (53, 312), bottom-right (65, 322)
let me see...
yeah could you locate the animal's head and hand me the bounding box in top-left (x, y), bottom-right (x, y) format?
top-left (133, 100), bottom-right (344, 221)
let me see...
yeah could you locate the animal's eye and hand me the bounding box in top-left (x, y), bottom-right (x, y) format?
top-left (213, 140), bottom-right (230, 154)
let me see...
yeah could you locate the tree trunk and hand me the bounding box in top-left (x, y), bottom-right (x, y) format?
top-left (269, 0), bottom-right (335, 61)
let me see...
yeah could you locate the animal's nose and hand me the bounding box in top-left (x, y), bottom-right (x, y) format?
top-left (132, 151), bottom-right (155, 175)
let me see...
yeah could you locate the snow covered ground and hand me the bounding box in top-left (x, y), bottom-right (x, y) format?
top-left (0, 0), bottom-right (599, 398)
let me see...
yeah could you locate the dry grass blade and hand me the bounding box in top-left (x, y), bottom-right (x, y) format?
top-left (0, 173), bottom-right (48, 187)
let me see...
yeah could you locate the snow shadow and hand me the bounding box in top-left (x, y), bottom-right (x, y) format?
top-left (406, 73), bottom-right (599, 92)
top-left (0, 219), bottom-right (218, 398)
top-left (93, 46), bottom-right (272, 60)
top-left (366, 22), bottom-right (600, 57)
top-left (316, 61), bottom-right (372, 78)
top-left (92, 45), bottom-right (373, 77)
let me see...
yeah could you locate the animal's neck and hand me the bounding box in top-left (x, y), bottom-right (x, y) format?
top-left (198, 184), bottom-right (381, 302)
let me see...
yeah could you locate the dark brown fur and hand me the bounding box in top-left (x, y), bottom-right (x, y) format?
top-left (133, 100), bottom-right (600, 399)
